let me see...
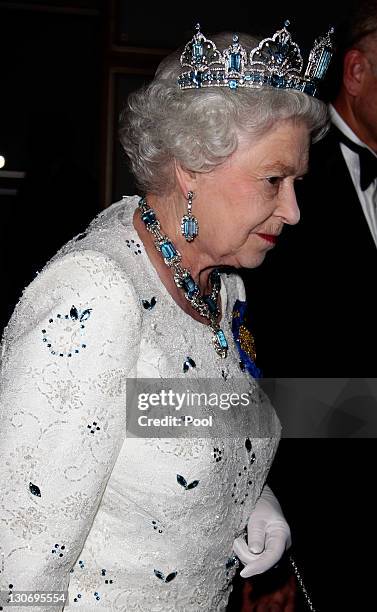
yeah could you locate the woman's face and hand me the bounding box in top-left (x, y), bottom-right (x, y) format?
top-left (194, 119), bottom-right (310, 269)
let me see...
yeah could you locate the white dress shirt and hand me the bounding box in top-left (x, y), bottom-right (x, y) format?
top-left (329, 104), bottom-right (377, 248)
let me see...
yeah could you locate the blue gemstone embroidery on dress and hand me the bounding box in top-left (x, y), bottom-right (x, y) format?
top-left (101, 568), bottom-right (114, 585)
top-left (142, 297), bottom-right (157, 310)
top-left (70, 306), bottom-right (79, 319)
top-left (41, 305), bottom-right (91, 357)
top-left (221, 367), bottom-right (229, 380)
top-left (183, 356), bottom-right (196, 372)
top-left (51, 543), bottom-right (66, 558)
top-left (230, 439), bottom-right (257, 505)
top-left (154, 569), bottom-right (178, 583)
top-left (213, 447), bottom-right (223, 462)
top-left (87, 421), bottom-right (100, 434)
top-left (29, 482), bottom-right (41, 497)
top-left (245, 437), bottom-right (256, 463)
top-left (1, 583), bottom-right (14, 608)
top-left (125, 238), bottom-right (142, 255)
top-left (176, 474), bottom-right (199, 490)
top-left (151, 519), bottom-right (164, 534)
top-left (80, 309), bottom-right (92, 321)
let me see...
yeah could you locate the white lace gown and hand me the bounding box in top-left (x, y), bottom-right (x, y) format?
top-left (0, 197), bottom-right (281, 611)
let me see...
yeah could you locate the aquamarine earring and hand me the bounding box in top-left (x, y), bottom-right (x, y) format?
top-left (181, 191), bottom-right (199, 242)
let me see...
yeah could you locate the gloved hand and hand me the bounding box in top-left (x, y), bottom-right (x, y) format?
top-left (233, 484), bottom-right (292, 578)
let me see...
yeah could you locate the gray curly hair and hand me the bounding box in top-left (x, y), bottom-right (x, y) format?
top-left (119, 32), bottom-right (329, 195)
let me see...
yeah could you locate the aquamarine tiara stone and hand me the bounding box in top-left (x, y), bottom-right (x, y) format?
top-left (178, 22), bottom-right (334, 97)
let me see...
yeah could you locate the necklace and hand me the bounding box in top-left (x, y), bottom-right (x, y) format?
top-left (138, 196), bottom-right (228, 358)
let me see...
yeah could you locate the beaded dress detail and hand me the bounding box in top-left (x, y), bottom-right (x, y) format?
top-left (0, 196), bottom-right (281, 611)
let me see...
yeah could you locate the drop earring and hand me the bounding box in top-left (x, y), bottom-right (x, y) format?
top-left (181, 191), bottom-right (199, 242)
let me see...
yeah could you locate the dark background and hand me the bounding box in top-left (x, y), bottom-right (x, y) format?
top-left (0, 1), bottom-right (371, 610)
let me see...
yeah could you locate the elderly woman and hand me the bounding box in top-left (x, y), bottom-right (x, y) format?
top-left (0, 24), bottom-right (331, 612)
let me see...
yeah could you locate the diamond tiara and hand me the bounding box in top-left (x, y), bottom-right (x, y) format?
top-left (178, 21), bottom-right (334, 97)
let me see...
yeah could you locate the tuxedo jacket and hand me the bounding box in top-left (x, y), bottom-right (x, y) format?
top-left (247, 127), bottom-right (376, 611)
top-left (245, 124), bottom-right (377, 377)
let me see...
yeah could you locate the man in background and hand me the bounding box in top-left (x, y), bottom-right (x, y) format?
top-left (249, 0), bottom-right (377, 378)
top-left (244, 1), bottom-right (377, 609)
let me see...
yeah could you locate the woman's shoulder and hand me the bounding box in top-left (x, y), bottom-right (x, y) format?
top-left (2, 243), bottom-right (142, 354)
top-left (35, 196), bottom-right (144, 296)
top-left (86, 195), bottom-right (140, 233)
top-left (48, 195), bottom-right (140, 265)
top-left (1, 196), bottom-right (146, 350)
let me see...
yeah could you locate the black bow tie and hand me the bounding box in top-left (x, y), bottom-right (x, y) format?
top-left (334, 127), bottom-right (377, 191)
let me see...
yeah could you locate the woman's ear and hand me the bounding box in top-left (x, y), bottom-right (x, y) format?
top-left (174, 160), bottom-right (197, 198)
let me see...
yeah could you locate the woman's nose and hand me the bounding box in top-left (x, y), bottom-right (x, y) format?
top-left (278, 185), bottom-right (301, 225)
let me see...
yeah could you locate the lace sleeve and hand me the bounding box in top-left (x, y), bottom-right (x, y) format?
top-left (0, 250), bottom-right (141, 611)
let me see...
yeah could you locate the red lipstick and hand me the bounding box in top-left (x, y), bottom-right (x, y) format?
top-left (257, 233), bottom-right (278, 245)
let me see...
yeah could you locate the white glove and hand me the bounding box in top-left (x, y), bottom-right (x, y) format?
top-left (233, 484), bottom-right (292, 578)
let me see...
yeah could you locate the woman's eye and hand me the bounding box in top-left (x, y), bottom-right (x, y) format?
top-left (266, 176), bottom-right (282, 186)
